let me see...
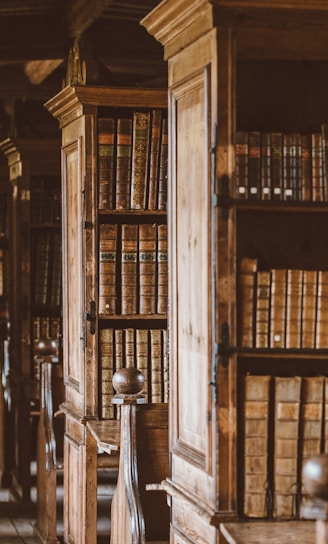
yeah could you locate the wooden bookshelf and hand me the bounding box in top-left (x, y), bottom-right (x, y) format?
top-left (142, 0), bottom-right (328, 542)
top-left (45, 85), bottom-right (168, 544)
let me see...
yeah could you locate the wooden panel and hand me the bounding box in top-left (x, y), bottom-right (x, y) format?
top-left (62, 138), bottom-right (84, 412)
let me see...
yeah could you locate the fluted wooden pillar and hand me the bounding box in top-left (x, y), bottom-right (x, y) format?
top-left (110, 367), bottom-right (147, 544)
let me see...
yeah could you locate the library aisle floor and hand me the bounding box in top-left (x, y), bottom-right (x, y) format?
top-left (0, 463), bottom-right (116, 543)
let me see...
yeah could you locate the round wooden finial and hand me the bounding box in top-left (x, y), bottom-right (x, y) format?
top-left (34, 337), bottom-right (58, 357)
top-left (112, 367), bottom-right (145, 396)
top-left (302, 454), bottom-right (328, 501)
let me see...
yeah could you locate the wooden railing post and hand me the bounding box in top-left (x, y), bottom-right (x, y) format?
top-left (110, 367), bottom-right (147, 544)
top-left (302, 454), bottom-right (328, 544)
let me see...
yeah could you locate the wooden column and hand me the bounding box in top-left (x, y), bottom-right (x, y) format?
top-left (110, 367), bottom-right (146, 544)
top-left (302, 454), bottom-right (328, 544)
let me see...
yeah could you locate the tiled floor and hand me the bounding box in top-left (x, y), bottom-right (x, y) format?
top-left (0, 464), bottom-right (116, 543)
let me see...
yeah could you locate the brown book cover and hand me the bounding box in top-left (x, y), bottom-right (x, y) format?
top-left (139, 223), bottom-right (157, 315)
top-left (136, 328), bottom-right (149, 400)
top-left (148, 109), bottom-right (162, 210)
top-left (98, 224), bottom-right (118, 315)
top-left (150, 329), bottom-right (163, 403)
top-left (311, 132), bottom-right (324, 202)
top-left (238, 257), bottom-right (257, 347)
top-left (301, 270), bottom-right (318, 349)
top-left (114, 329), bottom-right (123, 373)
top-left (99, 328), bottom-right (115, 419)
top-left (285, 269), bottom-right (303, 349)
top-left (163, 328), bottom-right (169, 403)
top-left (299, 376), bottom-right (324, 499)
top-left (34, 231), bottom-right (51, 306)
top-left (292, 132), bottom-right (302, 201)
top-left (158, 118), bottom-right (168, 211)
top-left (324, 377), bottom-right (328, 454)
top-left (98, 117), bottom-right (115, 210)
top-left (315, 270), bottom-right (328, 348)
top-left (270, 269), bottom-right (287, 348)
top-left (157, 223), bottom-right (168, 315)
top-left (301, 133), bottom-right (312, 201)
top-left (50, 230), bottom-right (62, 307)
top-left (321, 123), bottom-right (328, 201)
top-left (243, 374), bottom-right (271, 518)
top-left (248, 131), bottom-right (261, 200)
top-left (124, 327), bottom-right (136, 368)
top-left (121, 224), bottom-right (138, 315)
top-left (271, 132), bottom-right (283, 200)
top-left (283, 133), bottom-right (296, 201)
top-left (131, 111), bottom-right (151, 210)
top-left (255, 270), bottom-right (271, 348)
top-left (235, 131), bottom-right (248, 199)
top-left (260, 132), bottom-right (271, 201)
top-left (115, 118), bottom-right (132, 210)
top-left (273, 376), bottom-right (301, 519)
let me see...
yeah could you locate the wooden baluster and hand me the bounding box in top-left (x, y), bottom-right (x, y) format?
top-left (110, 367), bottom-right (147, 544)
top-left (302, 454), bottom-right (328, 544)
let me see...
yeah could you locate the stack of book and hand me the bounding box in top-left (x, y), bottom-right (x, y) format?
top-left (235, 125), bottom-right (328, 201)
top-left (98, 222), bottom-right (168, 316)
top-left (242, 373), bottom-right (326, 520)
top-left (238, 258), bottom-right (328, 349)
top-left (99, 327), bottom-right (168, 419)
top-left (97, 109), bottom-right (168, 211)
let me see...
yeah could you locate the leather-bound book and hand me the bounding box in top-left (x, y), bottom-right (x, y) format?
top-left (157, 223), bottom-right (168, 315)
top-left (301, 270), bottom-right (318, 349)
top-left (282, 133), bottom-right (295, 201)
top-left (285, 269), bottom-right (303, 349)
top-left (270, 268), bottom-right (287, 348)
top-left (235, 131), bottom-right (248, 199)
top-left (315, 270), bottom-right (328, 348)
top-left (115, 117), bottom-right (132, 210)
top-left (97, 117), bottom-right (115, 209)
top-left (125, 327), bottom-right (135, 368)
top-left (311, 132), bottom-right (324, 202)
top-left (158, 118), bottom-right (168, 211)
top-left (163, 329), bottom-right (169, 403)
top-left (292, 132), bottom-right (302, 201)
top-left (243, 374), bottom-right (271, 518)
top-left (260, 132), bottom-right (271, 200)
top-left (321, 123), bottom-right (328, 201)
top-left (255, 270), bottom-right (271, 349)
top-left (273, 376), bottom-right (301, 519)
top-left (139, 223), bottom-right (157, 315)
top-left (98, 224), bottom-right (118, 315)
top-left (150, 329), bottom-right (163, 403)
top-left (99, 328), bottom-right (115, 419)
top-left (136, 328), bottom-right (149, 401)
top-left (248, 131), bottom-right (261, 200)
top-left (238, 257), bottom-right (257, 347)
top-left (148, 109), bottom-right (162, 210)
top-left (301, 133), bottom-right (312, 201)
top-left (121, 224), bottom-right (138, 315)
top-left (131, 111), bottom-right (151, 210)
top-left (271, 132), bottom-right (283, 200)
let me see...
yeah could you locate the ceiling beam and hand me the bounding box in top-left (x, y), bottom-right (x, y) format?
top-left (64, 0), bottom-right (113, 38)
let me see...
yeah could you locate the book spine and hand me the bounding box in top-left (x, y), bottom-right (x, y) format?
top-left (315, 270), bottom-right (328, 348)
top-left (99, 328), bottom-right (115, 419)
top-left (282, 133), bottom-right (295, 201)
top-left (136, 329), bottom-right (149, 401)
top-left (247, 131), bottom-right (261, 200)
top-left (321, 123), bottom-right (328, 201)
top-left (121, 224), bottom-right (138, 315)
top-left (273, 376), bottom-right (301, 519)
top-left (34, 231), bottom-right (51, 306)
top-left (293, 132), bottom-right (302, 201)
top-left (243, 374), bottom-right (271, 518)
top-left (125, 327), bottom-right (135, 368)
top-left (324, 377), bottom-right (328, 454)
top-left (158, 118), bottom-right (168, 211)
top-left (270, 269), bottom-right (287, 348)
top-left (50, 230), bottom-right (62, 307)
top-left (157, 223), bottom-right (168, 315)
top-left (299, 376), bottom-right (324, 500)
top-left (311, 132), bottom-right (324, 202)
top-left (139, 223), bottom-right (157, 315)
top-left (150, 329), bottom-right (163, 403)
top-left (255, 270), bottom-right (271, 349)
top-left (97, 117), bottom-right (115, 210)
top-left (115, 118), bottom-right (132, 210)
top-left (163, 328), bottom-right (169, 403)
top-left (301, 270), bottom-right (318, 349)
top-left (260, 132), bottom-right (271, 200)
top-left (131, 111), bottom-right (151, 210)
top-left (271, 132), bottom-right (283, 201)
top-left (235, 131), bottom-right (248, 199)
top-left (238, 257), bottom-right (257, 347)
top-left (301, 134), bottom-right (312, 201)
top-left (148, 110), bottom-right (162, 210)
top-left (285, 269), bottom-right (303, 349)
top-left (98, 224), bottom-right (118, 315)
